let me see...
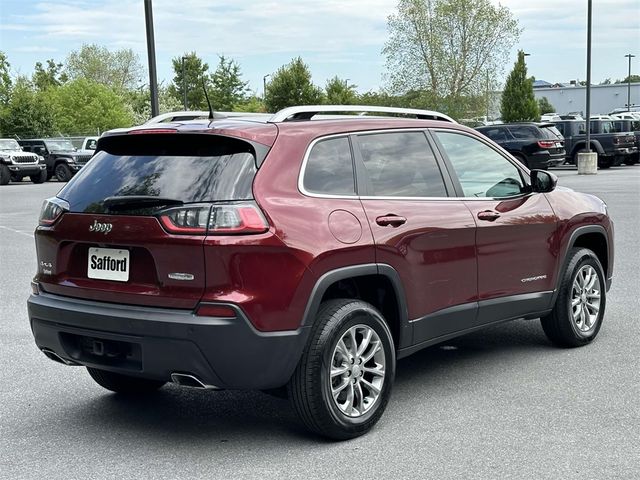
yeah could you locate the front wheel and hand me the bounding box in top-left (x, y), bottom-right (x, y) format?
top-left (87, 367), bottom-right (166, 394)
top-left (541, 248), bottom-right (606, 347)
top-left (55, 163), bottom-right (73, 182)
top-left (288, 299), bottom-right (395, 440)
top-left (0, 164), bottom-right (10, 185)
top-left (30, 170), bottom-right (47, 184)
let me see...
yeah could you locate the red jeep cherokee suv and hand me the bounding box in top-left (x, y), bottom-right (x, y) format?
top-left (28, 105), bottom-right (614, 439)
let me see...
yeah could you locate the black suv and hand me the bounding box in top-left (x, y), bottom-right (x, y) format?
top-left (18, 138), bottom-right (93, 182)
top-left (475, 123), bottom-right (565, 169)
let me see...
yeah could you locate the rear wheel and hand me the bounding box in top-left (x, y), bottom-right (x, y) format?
top-left (30, 170), bottom-right (47, 184)
top-left (0, 164), bottom-right (10, 185)
top-left (55, 163), bottom-right (73, 182)
top-left (86, 367), bottom-right (166, 394)
top-left (288, 299), bottom-right (395, 440)
top-left (541, 248), bottom-right (606, 347)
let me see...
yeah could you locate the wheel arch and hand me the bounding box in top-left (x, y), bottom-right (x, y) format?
top-left (301, 264), bottom-right (410, 350)
top-left (551, 225), bottom-right (610, 305)
top-left (571, 141), bottom-right (604, 156)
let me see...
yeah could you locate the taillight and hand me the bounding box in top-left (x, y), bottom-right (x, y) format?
top-left (157, 202), bottom-right (269, 235)
top-left (39, 197), bottom-right (69, 226)
top-left (537, 140), bottom-right (555, 149)
top-left (158, 205), bottom-right (210, 234)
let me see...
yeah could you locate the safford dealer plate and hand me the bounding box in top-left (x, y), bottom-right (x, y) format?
top-left (87, 247), bottom-right (130, 282)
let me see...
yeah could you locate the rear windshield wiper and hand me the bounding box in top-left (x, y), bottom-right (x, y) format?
top-left (103, 195), bottom-right (184, 210)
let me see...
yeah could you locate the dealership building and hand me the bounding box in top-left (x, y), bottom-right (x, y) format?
top-left (532, 81), bottom-right (640, 116)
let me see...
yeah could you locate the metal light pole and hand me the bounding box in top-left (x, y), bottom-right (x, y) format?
top-left (263, 74), bottom-right (271, 101)
top-left (625, 54), bottom-right (635, 111)
top-left (144, 0), bottom-right (159, 117)
top-left (181, 56), bottom-right (188, 110)
top-left (585, 0), bottom-right (592, 150)
top-left (577, 0), bottom-right (597, 175)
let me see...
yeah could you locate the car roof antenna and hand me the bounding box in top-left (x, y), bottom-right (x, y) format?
top-left (201, 77), bottom-right (214, 120)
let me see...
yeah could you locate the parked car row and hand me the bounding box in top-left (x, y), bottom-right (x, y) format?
top-left (476, 118), bottom-right (639, 169)
top-left (0, 136), bottom-right (98, 185)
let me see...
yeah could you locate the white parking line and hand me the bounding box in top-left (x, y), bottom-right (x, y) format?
top-left (0, 225), bottom-right (34, 238)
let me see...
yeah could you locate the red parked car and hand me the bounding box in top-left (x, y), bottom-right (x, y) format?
top-left (28, 105), bottom-right (614, 439)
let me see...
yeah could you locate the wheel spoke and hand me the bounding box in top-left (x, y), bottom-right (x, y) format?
top-left (332, 378), bottom-right (350, 397)
top-left (362, 341), bottom-right (381, 363)
top-left (345, 382), bottom-right (355, 415)
top-left (356, 329), bottom-right (373, 356)
top-left (331, 365), bottom-right (349, 378)
top-left (571, 296), bottom-right (581, 307)
top-left (585, 301), bottom-right (599, 315)
top-left (348, 328), bottom-right (358, 357)
top-left (354, 382), bottom-right (364, 414)
top-left (363, 365), bottom-right (385, 377)
top-left (336, 339), bottom-right (350, 361)
top-left (361, 378), bottom-right (380, 395)
top-left (587, 291), bottom-right (600, 300)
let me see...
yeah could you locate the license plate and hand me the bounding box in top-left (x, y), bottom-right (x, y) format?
top-left (88, 247), bottom-right (130, 282)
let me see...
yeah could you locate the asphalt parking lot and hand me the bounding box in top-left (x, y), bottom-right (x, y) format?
top-left (1, 167), bottom-right (639, 480)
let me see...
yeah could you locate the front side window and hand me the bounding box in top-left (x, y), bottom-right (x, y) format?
top-left (302, 136), bottom-right (355, 195)
top-left (434, 131), bottom-right (527, 198)
top-left (356, 131), bottom-right (447, 197)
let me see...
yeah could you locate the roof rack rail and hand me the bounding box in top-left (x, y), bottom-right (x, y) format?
top-left (269, 105), bottom-right (456, 123)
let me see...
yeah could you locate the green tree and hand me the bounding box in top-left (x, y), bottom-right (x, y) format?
top-left (0, 51), bottom-right (12, 107)
top-left (265, 57), bottom-right (323, 112)
top-left (537, 96), bottom-right (555, 115)
top-left (33, 59), bottom-right (67, 90)
top-left (65, 44), bottom-right (143, 90)
top-left (209, 55), bottom-right (249, 110)
top-left (234, 95), bottom-right (267, 113)
top-left (383, 0), bottom-right (520, 119)
top-left (168, 52), bottom-right (210, 110)
top-left (324, 76), bottom-right (357, 105)
top-left (501, 50), bottom-right (539, 122)
top-left (45, 78), bottom-right (134, 134)
top-left (0, 77), bottom-right (57, 138)
top-left (616, 74), bottom-right (640, 84)
top-left (126, 84), bottom-right (183, 125)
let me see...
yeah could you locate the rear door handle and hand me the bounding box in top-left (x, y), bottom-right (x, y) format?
top-left (477, 210), bottom-right (500, 222)
top-left (376, 215), bottom-right (407, 227)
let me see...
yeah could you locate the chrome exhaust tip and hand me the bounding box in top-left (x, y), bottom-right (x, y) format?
top-left (40, 348), bottom-right (77, 366)
top-left (170, 373), bottom-right (219, 389)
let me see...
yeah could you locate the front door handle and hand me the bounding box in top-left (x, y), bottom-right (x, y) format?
top-left (376, 215), bottom-right (407, 227)
top-left (477, 210), bottom-right (501, 222)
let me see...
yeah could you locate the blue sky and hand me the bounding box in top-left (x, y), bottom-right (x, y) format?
top-left (1, 0), bottom-right (639, 94)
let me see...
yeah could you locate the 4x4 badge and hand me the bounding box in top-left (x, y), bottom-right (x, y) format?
top-left (89, 220), bottom-right (112, 234)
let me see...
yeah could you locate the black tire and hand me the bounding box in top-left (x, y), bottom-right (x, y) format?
top-left (597, 157), bottom-right (612, 169)
top-left (541, 248), bottom-right (606, 347)
top-left (288, 299), bottom-right (396, 440)
top-left (86, 367), bottom-right (166, 394)
top-left (0, 164), bottom-right (10, 185)
top-left (54, 163), bottom-right (73, 182)
top-left (30, 170), bottom-right (47, 184)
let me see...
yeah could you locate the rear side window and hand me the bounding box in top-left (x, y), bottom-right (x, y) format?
top-left (58, 134), bottom-right (258, 213)
top-left (357, 131), bottom-right (447, 197)
top-left (507, 126), bottom-right (540, 139)
top-left (480, 128), bottom-right (510, 142)
top-left (302, 136), bottom-right (355, 195)
top-left (540, 126), bottom-right (563, 139)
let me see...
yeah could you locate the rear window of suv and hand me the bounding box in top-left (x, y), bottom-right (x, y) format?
top-left (58, 134), bottom-right (257, 213)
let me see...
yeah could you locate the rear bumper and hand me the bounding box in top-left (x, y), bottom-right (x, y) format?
top-left (27, 292), bottom-right (309, 389)
top-left (530, 151), bottom-right (565, 169)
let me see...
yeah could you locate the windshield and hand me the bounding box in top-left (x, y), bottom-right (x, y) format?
top-left (45, 139), bottom-right (76, 151)
top-left (0, 139), bottom-right (21, 151)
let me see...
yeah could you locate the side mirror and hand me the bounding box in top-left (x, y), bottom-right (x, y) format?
top-left (530, 169), bottom-right (558, 193)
